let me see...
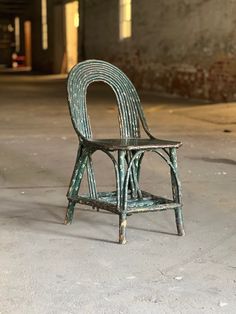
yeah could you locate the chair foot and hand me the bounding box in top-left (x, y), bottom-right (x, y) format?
top-left (64, 201), bottom-right (76, 225)
top-left (177, 225), bottom-right (185, 236)
top-left (119, 215), bottom-right (127, 244)
top-left (175, 207), bottom-right (185, 236)
top-left (92, 206), bottom-right (99, 212)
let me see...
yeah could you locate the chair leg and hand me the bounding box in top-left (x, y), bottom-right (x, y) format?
top-left (170, 148), bottom-right (185, 236)
top-left (119, 214), bottom-right (127, 244)
top-left (118, 150), bottom-right (128, 244)
top-left (64, 201), bottom-right (76, 225)
top-left (86, 155), bottom-right (98, 199)
top-left (64, 148), bottom-right (88, 224)
top-left (175, 207), bottom-right (185, 236)
top-left (126, 151), bottom-right (143, 199)
top-left (86, 155), bottom-right (99, 212)
top-left (135, 152), bottom-right (144, 198)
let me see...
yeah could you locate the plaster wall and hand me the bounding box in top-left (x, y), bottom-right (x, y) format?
top-left (83, 0), bottom-right (236, 101)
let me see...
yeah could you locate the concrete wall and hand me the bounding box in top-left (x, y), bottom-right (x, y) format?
top-left (52, 3), bottom-right (66, 74)
top-left (32, 0), bottom-right (55, 73)
top-left (82, 0), bottom-right (236, 101)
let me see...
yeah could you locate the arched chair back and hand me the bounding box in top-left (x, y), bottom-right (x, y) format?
top-left (67, 59), bottom-right (150, 140)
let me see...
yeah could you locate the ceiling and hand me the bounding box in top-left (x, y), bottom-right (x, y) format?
top-left (0, 0), bottom-right (31, 17)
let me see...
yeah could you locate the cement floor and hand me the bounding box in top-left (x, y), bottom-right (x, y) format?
top-left (0, 73), bottom-right (235, 314)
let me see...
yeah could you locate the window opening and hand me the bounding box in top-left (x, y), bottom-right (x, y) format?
top-left (119, 0), bottom-right (132, 40)
top-left (41, 0), bottom-right (48, 50)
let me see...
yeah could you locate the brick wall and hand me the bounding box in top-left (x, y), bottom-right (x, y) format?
top-left (82, 0), bottom-right (236, 101)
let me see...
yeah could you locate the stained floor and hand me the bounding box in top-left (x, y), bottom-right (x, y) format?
top-left (0, 73), bottom-right (236, 314)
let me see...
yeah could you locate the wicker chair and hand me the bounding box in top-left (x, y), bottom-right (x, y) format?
top-left (64, 59), bottom-right (185, 244)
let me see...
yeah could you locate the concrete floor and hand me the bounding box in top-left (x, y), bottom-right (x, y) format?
top-left (0, 73), bottom-right (235, 314)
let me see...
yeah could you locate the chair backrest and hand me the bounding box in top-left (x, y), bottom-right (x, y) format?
top-left (67, 59), bottom-right (151, 139)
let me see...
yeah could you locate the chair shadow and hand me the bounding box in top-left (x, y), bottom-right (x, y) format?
top-left (32, 202), bottom-right (177, 237)
top-left (187, 156), bottom-right (236, 165)
top-left (128, 225), bottom-right (176, 236)
top-left (37, 204), bottom-right (177, 236)
top-left (50, 229), bottom-right (118, 244)
top-left (2, 198), bottom-right (177, 243)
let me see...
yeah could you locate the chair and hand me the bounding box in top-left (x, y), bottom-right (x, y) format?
top-left (64, 59), bottom-right (185, 244)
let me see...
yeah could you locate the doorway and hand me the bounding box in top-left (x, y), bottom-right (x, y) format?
top-left (24, 20), bottom-right (32, 68)
top-left (0, 19), bottom-right (14, 67)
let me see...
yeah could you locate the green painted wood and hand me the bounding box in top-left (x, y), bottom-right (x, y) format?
top-left (84, 138), bottom-right (181, 150)
top-left (68, 191), bottom-right (180, 211)
top-left (65, 59), bottom-right (185, 243)
top-left (170, 148), bottom-right (185, 236)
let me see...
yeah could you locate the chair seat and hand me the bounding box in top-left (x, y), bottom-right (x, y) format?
top-left (85, 138), bottom-right (182, 151)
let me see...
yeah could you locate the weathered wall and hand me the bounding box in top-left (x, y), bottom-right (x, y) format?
top-left (83, 0), bottom-right (236, 101)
